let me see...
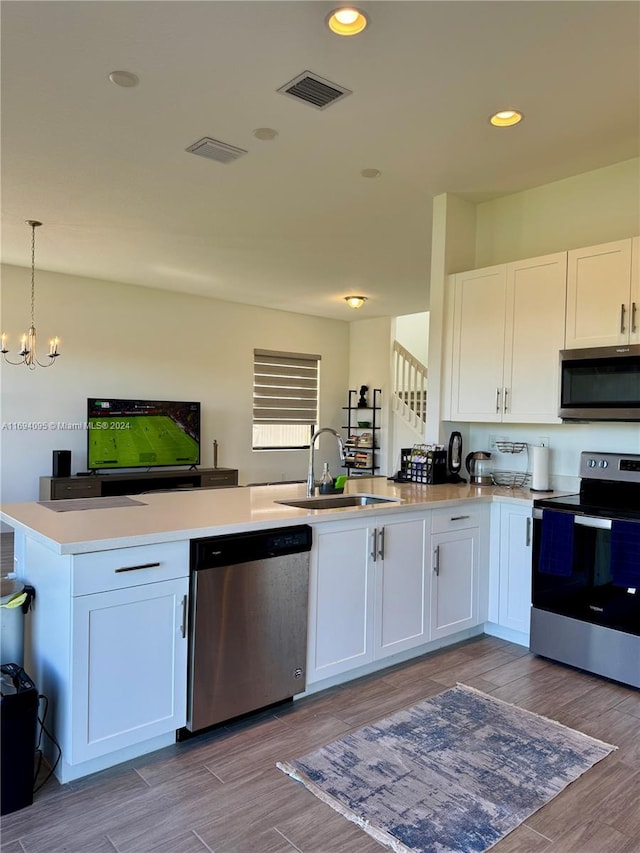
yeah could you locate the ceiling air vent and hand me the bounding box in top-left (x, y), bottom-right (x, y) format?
top-left (277, 71), bottom-right (352, 110)
top-left (185, 137), bottom-right (248, 164)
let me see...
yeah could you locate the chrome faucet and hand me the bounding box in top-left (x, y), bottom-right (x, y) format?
top-left (307, 427), bottom-right (346, 496)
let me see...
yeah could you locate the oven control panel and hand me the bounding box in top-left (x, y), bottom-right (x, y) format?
top-left (580, 451), bottom-right (640, 483)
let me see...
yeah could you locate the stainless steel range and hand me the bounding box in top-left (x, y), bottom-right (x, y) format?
top-left (530, 451), bottom-right (640, 688)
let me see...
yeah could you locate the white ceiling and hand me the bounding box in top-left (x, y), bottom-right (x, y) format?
top-left (1, 1), bottom-right (639, 321)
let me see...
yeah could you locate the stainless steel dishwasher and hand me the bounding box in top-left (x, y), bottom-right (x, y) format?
top-left (186, 525), bottom-right (312, 732)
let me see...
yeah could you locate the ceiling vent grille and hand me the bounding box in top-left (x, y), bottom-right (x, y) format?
top-left (185, 137), bottom-right (248, 164)
top-left (277, 71), bottom-right (352, 110)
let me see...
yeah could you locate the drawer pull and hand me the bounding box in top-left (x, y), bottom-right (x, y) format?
top-left (450, 515), bottom-right (470, 521)
top-left (114, 562), bottom-right (161, 573)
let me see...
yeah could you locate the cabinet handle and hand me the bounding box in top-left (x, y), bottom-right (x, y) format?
top-left (433, 545), bottom-right (440, 576)
top-left (620, 303), bottom-right (626, 333)
top-left (632, 302), bottom-right (637, 334)
top-left (370, 528), bottom-right (378, 562)
top-left (180, 594), bottom-right (188, 639)
top-left (378, 527), bottom-right (385, 560)
top-left (114, 562), bottom-right (161, 573)
top-left (526, 517), bottom-right (532, 547)
top-left (503, 387), bottom-right (508, 414)
top-left (495, 388), bottom-right (501, 413)
top-left (450, 514), bottom-right (470, 521)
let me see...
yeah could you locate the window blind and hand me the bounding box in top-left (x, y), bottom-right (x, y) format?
top-left (253, 349), bottom-right (321, 426)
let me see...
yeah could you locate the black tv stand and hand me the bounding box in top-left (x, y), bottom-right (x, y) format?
top-left (39, 468), bottom-right (239, 501)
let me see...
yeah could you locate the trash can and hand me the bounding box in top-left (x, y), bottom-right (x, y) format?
top-left (1, 663), bottom-right (38, 815)
top-left (0, 579), bottom-right (34, 668)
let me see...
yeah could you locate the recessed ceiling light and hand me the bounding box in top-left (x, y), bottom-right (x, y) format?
top-left (253, 128), bottom-right (279, 141)
top-left (345, 295), bottom-right (367, 309)
top-left (327, 7), bottom-right (368, 36)
top-left (108, 70), bottom-right (139, 88)
top-left (489, 109), bottom-right (523, 127)
top-left (361, 168), bottom-right (381, 179)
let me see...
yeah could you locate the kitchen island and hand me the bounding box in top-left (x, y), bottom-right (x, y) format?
top-left (0, 479), bottom-right (556, 783)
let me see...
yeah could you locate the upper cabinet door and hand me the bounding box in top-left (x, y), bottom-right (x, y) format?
top-left (565, 238), bottom-right (634, 348)
top-left (632, 237), bottom-right (640, 345)
top-left (502, 252), bottom-right (567, 424)
top-left (450, 265), bottom-right (507, 422)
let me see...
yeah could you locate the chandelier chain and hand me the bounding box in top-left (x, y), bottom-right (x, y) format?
top-left (30, 222), bottom-right (36, 328)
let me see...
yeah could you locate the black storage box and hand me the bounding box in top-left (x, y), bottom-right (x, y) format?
top-left (1, 664), bottom-right (38, 815)
top-left (409, 448), bottom-right (448, 485)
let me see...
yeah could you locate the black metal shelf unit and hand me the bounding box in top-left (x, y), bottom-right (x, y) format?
top-left (342, 388), bottom-right (381, 477)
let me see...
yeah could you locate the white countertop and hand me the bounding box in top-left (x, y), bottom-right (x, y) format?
top-left (0, 478), bottom-right (572, 555)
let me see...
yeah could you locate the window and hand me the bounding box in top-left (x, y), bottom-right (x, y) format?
top-left (253, 349), bottom-right (320, 450)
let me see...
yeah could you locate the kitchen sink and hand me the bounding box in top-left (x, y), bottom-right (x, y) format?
top-left (277, 495), bottom-right (402, 510)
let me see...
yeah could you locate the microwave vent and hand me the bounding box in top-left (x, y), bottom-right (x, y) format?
top-left (185, 137), bottom-right (248, 164)
top-left (277, 71), bottom-right (352, 110)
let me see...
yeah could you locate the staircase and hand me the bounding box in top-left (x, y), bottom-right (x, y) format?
top-left (392, 340), bottom-right (427, 435)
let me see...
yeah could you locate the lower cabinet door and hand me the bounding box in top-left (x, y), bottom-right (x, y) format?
top-left (307, 521), bottom-right (374, 683)
top-left (71, 577), bottom-right (188, 763)
top-left (374, 515), bottom-right (430, 660)
top-left (498, 504), bottom-right (533, 635)
top-left (430, 527), bottom-right (479, 640)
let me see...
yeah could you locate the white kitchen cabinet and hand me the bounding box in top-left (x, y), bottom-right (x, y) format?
top-left (373, 513), bottom-right (430, 661)
top-left (565, 237), bottom-right (639, 348)
top-left (497, 503), bottom-right (533, 638)
top-left (20, 538), bottom-right (189, 782)
top-left (307, 518), bottom-right (374, 682)
top-left (430, 505), bottom-right (489, 640)
top-left (450, 253), bottom-right (567, 423)
top-left (450, 264), bottom-right (506, 422)
top-left (71, 576), bottom-right (188, 764)
top-left (306, 511), bottom-right (430, 683)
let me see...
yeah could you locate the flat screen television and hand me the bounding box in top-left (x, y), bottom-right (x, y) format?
top-left (87, 398), bottom-right (201, 470)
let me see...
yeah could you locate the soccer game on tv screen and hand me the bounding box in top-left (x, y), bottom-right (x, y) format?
top-left (87, 398), bottom-right (201, 470)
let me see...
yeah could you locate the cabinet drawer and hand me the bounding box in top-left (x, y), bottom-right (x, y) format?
top-left (72, 540), bottom-right (189, 596)
top-left (51, 479), bottom-right (102, 500)
top-left (432, 504), bottom-right (486, 533)
top-left (200, 470), bottom-right (238, 488)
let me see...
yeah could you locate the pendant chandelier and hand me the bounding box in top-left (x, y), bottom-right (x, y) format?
top-left (2, 220), bottom-right (60, 369)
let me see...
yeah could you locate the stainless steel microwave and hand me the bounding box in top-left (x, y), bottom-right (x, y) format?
top-left (559, 344), bottom-right (640, 421)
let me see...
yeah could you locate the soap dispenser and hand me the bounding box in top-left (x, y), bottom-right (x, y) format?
top-left (319, 462), bottom-right (334, 494)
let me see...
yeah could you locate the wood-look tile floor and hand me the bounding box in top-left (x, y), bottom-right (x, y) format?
top-left (2, 635), bottom-right (639, 853)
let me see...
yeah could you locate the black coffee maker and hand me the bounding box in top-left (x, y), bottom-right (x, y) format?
top-left (447, 432), bottom-right (466, 483)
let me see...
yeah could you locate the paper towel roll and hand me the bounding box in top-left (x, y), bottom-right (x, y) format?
top-left (531, 445), bottom-right (551, 491)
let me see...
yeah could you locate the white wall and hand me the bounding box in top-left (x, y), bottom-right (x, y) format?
top-left (467, 422), bottom-right (640, 491)
top-left (395, 313), bottom-right (429, 366)
top-left (0, 266), bottom-right (350, 502)
top-left (475, 158), bottom-right (640, 267)
top-left (434, 157), bottom-right (640, 487)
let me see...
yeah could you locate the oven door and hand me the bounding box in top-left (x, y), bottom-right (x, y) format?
top-left (532, 509), bottom-right (640, 636)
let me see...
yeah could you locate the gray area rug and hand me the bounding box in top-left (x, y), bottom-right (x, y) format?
top-left (277, 684), bottom-right (616, 853)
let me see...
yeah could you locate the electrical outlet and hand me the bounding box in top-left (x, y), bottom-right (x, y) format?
top-left (538, 436), bottom-right (550, 448)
